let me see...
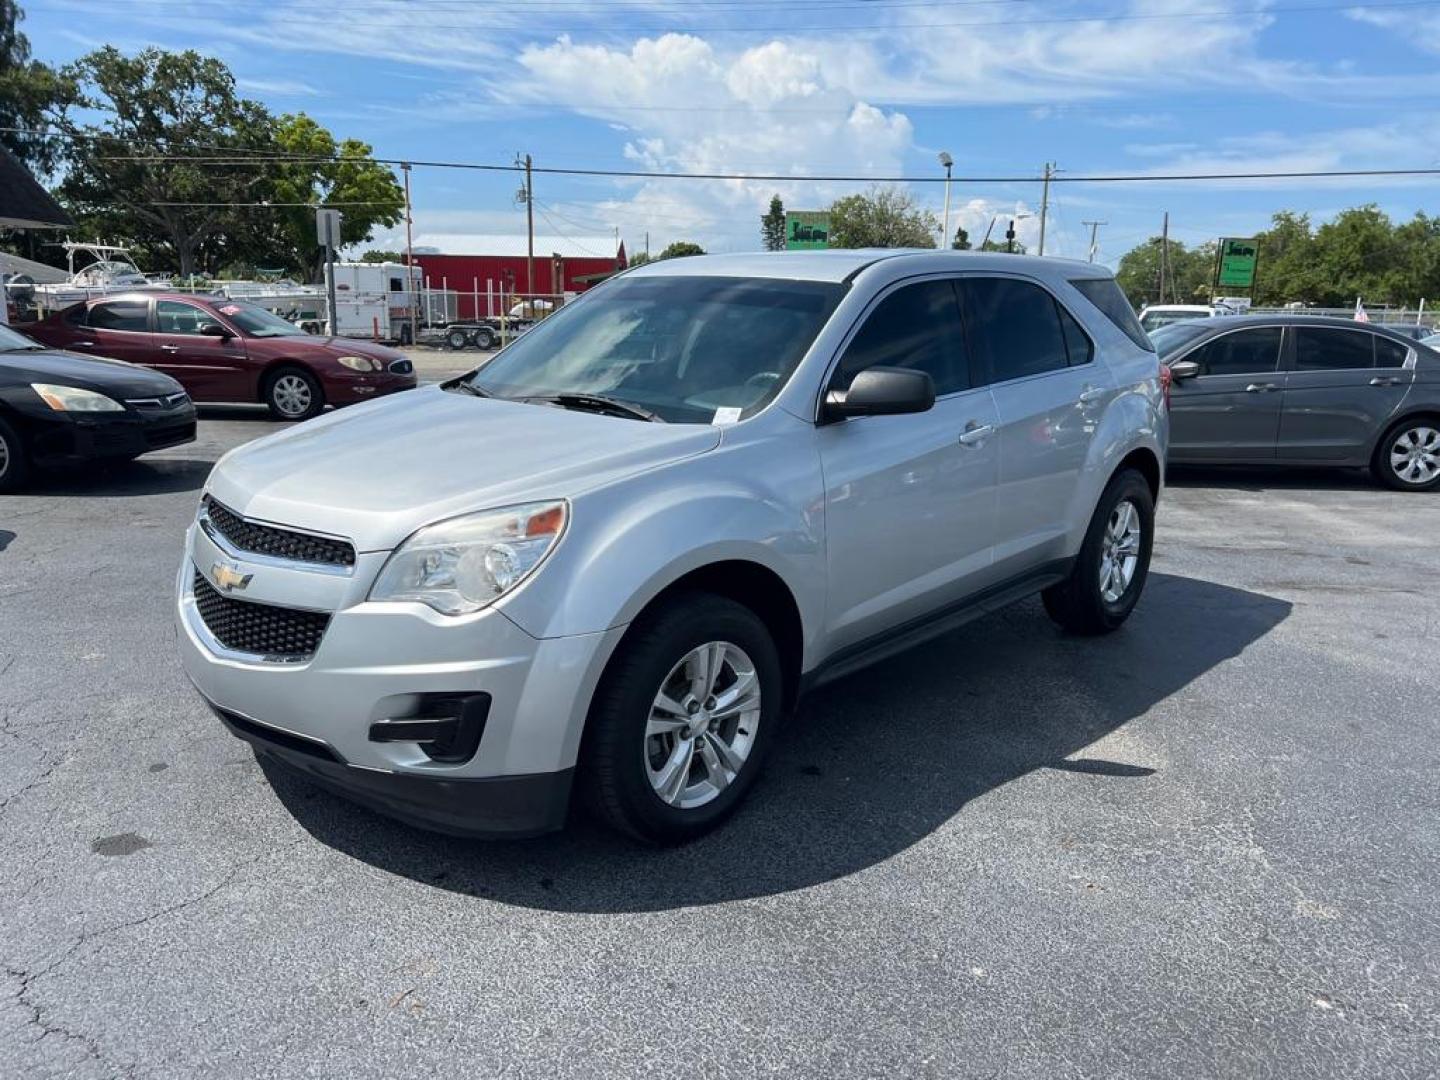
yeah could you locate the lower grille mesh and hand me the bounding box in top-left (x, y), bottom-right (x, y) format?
top-left (192, 569), bottom-right (330, 660)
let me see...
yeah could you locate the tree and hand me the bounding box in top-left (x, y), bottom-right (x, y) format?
top-left (1114, 237), bottom-right (1213, 308)
top-left (951, 226), bottom-right (970, 251)
top-left (827, 185), bottom-right (938, 249)
top-left (659, 241), bottom-right (705, 259)
top-left (0, 0), bottom-right (74, 172)
top-left (979, 238), bottom-right (1026, 254)
top-left (361, 249), bottom-right (402, 263)
top-left (761, 194), bottom-right (786, 251)
top-left (627, 251), bottom-right (654, 267)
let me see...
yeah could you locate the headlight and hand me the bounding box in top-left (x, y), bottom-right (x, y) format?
top-left (337, 355), bottom-right (381, 372)
top-left (30, 383), bottom-right (124, 412)
top-left (370, 501), bottom-right (567, 615)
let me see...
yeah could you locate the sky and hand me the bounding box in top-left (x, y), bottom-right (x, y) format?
top-left (18, 0), bottom-right (1440, 267)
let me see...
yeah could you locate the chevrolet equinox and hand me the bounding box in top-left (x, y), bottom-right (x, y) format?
top-left (177, 251), bottom-right (1168, 843)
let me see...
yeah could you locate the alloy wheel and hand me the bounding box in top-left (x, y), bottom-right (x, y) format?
top-left (1389, 425), bottom-right (1440, 486)
top-left (1099, 498), bottom-right (1142, 604)
top-left (644, 641), bottom-right (762, 810)
top-left (0, 433), bottom-right (9, 480)
top-left (273, 374), bottom-right (313, 418)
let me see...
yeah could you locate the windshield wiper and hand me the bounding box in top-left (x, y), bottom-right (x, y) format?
top-left (448, 380), bottom-right (490, 398)
top-left (526, 392), bottom-right (665, 423)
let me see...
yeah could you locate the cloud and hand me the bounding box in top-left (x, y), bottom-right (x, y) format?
top-left (1345, 7), bottom-right (1440, 54)
top-left (235, 77), bottom-right (324, 97)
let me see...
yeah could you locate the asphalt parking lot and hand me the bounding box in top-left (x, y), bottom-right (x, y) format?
top-left (2, 373), bottom-right (1438, 1077)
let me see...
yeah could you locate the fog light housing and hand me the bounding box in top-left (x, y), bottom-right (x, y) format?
top-left (368, 692), bottom-right (491, 764)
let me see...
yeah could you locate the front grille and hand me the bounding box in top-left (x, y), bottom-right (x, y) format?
top-left (126, 392), bottom-right (190, 411)
top-left (388, 358), bottom-right (413, 375)
top-left (192, 570), bottom-right (330, 660)
top-left (202, 496), bottom-right (355, 568)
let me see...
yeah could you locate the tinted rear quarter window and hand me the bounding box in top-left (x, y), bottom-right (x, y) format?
top-left (836, 279), bottom-right (970, 395)
top-left (1072, 278), bottom-right (1152, 350)
top-left (87, 300), bottom-right (149, 331)
top-left (1189, 327), bottom-right (1283, 376)
top-left (1374, 336), bottom-right (1409, 369)
top-left (1294, 327), bottom-right (1376, 371)
top-left (1058, 304), bottom-right (1093, 366)
top-left (960, 277), bottom-right (1068, 383)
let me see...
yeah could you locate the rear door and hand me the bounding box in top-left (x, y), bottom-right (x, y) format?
top-left (70, 298), bottom-right (155, 366)
top-left (153, 299), bottom-right (250, 401)
top-left (1277, 327), bottom-right (1414, 462)
top-left (1167, 325), bottom-right (1285, 461)
top-left (957, 274), bottom-right (1109, 574)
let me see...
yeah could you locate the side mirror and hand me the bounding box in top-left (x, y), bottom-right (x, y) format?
top-left (1169, 359), bottom-right (1200, 381)
top-left (200, 322), bottom-right (233, 339)
top-left (823, 366), bottom-right (936, 421)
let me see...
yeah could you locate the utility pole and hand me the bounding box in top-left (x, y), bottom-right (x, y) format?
top-left (1082, 219), bottom-right (1107, 263)
top-left (981, 214), bottom-right (997, 249)
top-left (1038, 161), bottom-right (1055, 257)
top-left (523, 153), bottom-right (534, 298)
top-left (1159, 212), bottom-right (1171, 305)
top-left (401, 162), bottom-right (416, 340)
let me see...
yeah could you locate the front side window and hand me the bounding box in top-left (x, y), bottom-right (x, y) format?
top-left (834, 280), bottom-right (969, 396)
top-left (86, 299), bottom-right (149, 332)
top-left (1187, 327), bottom-right (1283, 376)
top-left (469, 276), bottom-right (846, 423)
top-left (960, 277), bottom-right (1069, 383)
top-left (156, 300), bottom-right (224, 335)
top-left (1294, 327), bottom-right (1375, 371)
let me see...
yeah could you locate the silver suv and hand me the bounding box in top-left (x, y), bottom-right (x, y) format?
top-left (177, 251), bottom-right (1168, 843)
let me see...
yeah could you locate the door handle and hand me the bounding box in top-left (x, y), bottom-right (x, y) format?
top-left (958, 422), bottom-right (994, 446)
top-left (1077, 385), bottom-right (1105, 405)
top-left (159, 344), bottom-right (181, 352)
top-left (1245, 382), bottom-right (1280, 393)
top-left (1370, 376), bottom-right (1400, 387)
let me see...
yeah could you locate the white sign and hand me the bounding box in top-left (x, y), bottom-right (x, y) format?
top-left (315, 208), bottom-right (343, 248)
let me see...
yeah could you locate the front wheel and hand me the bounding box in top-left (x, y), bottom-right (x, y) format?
top-left (1043, 468), bottom-right (1154, 635)
top-left (263, 367), bottom-right (325, 422)
top-left (0, 415), bottom-right (31, 493)
top-left (1372, 417), bottom-right (1440, 491)
top-left (581, 593), bottom-right (781, 844)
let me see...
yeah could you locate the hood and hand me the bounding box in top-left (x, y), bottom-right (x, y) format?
top-left (0, 347), bottom-right (183, 397)
top-left (249, 335), bottom-right (403, 361)
top-left (207, 386), bottom-right (722, 551)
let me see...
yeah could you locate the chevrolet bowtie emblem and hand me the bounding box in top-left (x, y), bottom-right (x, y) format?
top-left (211, 561), bottom-right (253, 593)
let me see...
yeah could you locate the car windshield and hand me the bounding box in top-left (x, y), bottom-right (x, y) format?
top-left (216, 300), bottom-right (309, 337)
top-left (1140, 309), bottom-right (1210, 332)
top-left (1149, 320), bottom-right (1216, 357)
top-left (0, 324), bottom-right (42, 351)
top-left (466, 275), bottom-right (847, 423)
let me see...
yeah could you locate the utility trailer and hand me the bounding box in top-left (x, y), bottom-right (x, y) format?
top-left (426, 300), bottom-right (556, 351)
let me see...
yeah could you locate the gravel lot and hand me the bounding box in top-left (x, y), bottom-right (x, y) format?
top-left (2, 375), bottom-right (1438, 1078)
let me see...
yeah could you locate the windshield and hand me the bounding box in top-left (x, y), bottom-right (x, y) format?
top-left (0, 324), bottom-right (42, 351)
top-left (1149, 320), bottom-right (1216, 357)
top-left (1140, 309), bottom-right (1210, 332)
top-left (217, 300), bottom-right (309, 337)
top-left (468, 275), bottom-right (846, 423)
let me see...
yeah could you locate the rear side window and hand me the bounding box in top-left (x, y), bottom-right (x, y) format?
top-left (1374, 336), bottom-right (1409, 369)
top-left (959, 277), bottom-right (1069, 383)
top-left (1187, 327), bottom-right (1282, 376)
top-left (1295, 327), bottom-right (1375, 371)
top-left (835, 279), bottom-right (970, 396)
top-left (86, 299), bottom-right (149, 331)
top-left (1072, 278), bottom-right (1152, 350)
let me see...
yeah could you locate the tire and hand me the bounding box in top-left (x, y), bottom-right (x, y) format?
top-left (445, 328), bottom-right (469, 350)
top-left (263, 366), bottom-right (325, 422)
top-left (1043, 468), bottom-right (1155, 636)
top-left (581, 592), bottom-right (782, 844)
top-left (0, 415), bottom-right (31, 493)
top-left (1371, 416), bottom-right (1440, 492)
top-left (473, 327), bottom-right (496, 350)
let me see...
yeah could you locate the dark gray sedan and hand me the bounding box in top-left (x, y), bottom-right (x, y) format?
top-left (1154, 315), bottom-right (1440, 491)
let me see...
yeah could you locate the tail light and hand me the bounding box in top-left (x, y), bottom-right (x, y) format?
top-left (1158, 363), bottom-right (1172, 411)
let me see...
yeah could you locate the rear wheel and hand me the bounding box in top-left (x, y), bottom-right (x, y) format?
top-left (1372, 417), bottom-right (1440, 491)
top-left (445, 328), bottom-right (469, 350)
top-left (473, 327), bottom-right (496, 350)
top-left (582, 593), bottom-right (781, 844)
top-left (1043, 468), bottom-right (1154, 635)
top-left (263, 367), bottom-right (324, 422)
top-left (0, 415), bottom-right (31, 493)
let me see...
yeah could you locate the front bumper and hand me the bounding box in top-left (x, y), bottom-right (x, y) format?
top-left (29, 405), bottom-right (197, 466)
top-left (176, 523), bottom-right (623, 837)
top-left (325, 370), bottom-right (418, 405)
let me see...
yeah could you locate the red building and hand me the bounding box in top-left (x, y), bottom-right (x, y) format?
top-left (409, 234), bottom-right (626, 320)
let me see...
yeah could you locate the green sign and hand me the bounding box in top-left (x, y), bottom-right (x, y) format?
top-left (785, 211), bottom-right (831, 250)
top-left (1217, 237), bottom-right (1259, 288)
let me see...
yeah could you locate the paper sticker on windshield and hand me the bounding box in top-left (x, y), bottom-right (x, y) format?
top-left (218, 305), bottom-right (242, 315)
top-left (712, 406), bottom-right (743, 426)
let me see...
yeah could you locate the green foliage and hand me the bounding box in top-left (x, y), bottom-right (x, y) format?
top-left (659, 241), bottom-right (705, 259)
top-left (761, 194), bottom-right (786, 252)
top-left (361, 249), bottom-right (402, 263)
top-left (1114, 237), bottom-right (1215, 307)
top-left (627, 251), bottom-right (654, 267)
top-left (828, 185), bottom-right (938, 249)
top-left (0, 0), bottom-right (74, 172)
top-left (979, 238), bottom-right (1026, 254)
top-left (952, 226), bottom-right (970, 251)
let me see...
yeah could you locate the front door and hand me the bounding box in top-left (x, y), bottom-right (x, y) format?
top-left (153, 300), bottom-right (250, 401)
top-left (817, 278), bottom-right (999, 652)
top-left (1277, 327), bottom-right (1414, 462)
top-left (1168, 325), bottom-right (1285, 461)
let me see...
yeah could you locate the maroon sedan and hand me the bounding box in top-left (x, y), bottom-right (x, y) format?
top-left (26, 292), bottom-right (417, 421)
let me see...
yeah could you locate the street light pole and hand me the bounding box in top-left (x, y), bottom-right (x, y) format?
top-left (938, 151), bottom-right (954, 249)
top-left (1082, 219), bottom-right (1107, 263)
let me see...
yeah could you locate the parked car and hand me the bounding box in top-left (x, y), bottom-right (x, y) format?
top-left (1423, 332), bottom-right (1440, 350)
top-left (1153, 315), bottom-right (1440, 490)
top-left (25, 292), bottom-right (417, 421)
top-left (176, 251), bottom-right (1167, 843)
top-left (0, 320), bottom-right (195, 492)
top-left (1381, 324), bottom-right (1435, 342)
top-left (1138, 303), bottom-right (1226, 332)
